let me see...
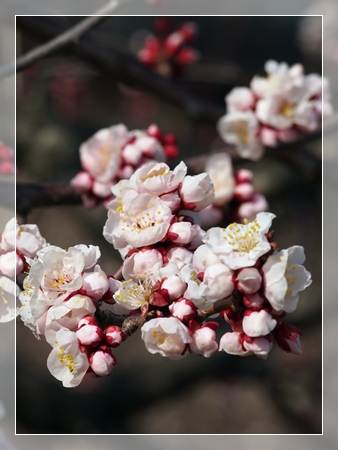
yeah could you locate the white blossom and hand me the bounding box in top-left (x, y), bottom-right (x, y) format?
top-left (0, 276), bottom-right (19, 323)
top-left (46, 323), bottom-right (89, 388)
top-left (141, 317), bottom-right (191, 359)
top-left (203, 212), bottom-right (275, 270)
top-left (262, 245), bottom-right (312, 312)
top-left (103, 190), bottom-right (173, 257)
top-left (79, 124), bottom-right (129, 183)
top-left (217, 110), bottom-right (264, 160)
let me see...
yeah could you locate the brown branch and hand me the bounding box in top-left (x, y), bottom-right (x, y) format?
top-left (16, 182), bottom-right (81, 219)
top-left (95, 292), bottom-right (243, 339)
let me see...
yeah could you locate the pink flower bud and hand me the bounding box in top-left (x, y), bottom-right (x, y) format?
top-left (167, 221), bottom-right (196, 244)
top-left (242, 335), bottom-right (273, 359)
top-left (70, 171), bottom-right (93, 192)
top-left (78, 316), bottom-right (97, 328)
top-left (89, 346), bottom-right (116, 376)
top-left (234, 182), bottom-right (254, 201)
top-left (180, 173), bottom-right (215, 211)
top-left (92, 180), bottom-right (113, 198)
top-left (159, 192), bottom-right (181, 212)
top-left (236, 268), bottom-right (262, 295)
top-left (104, 325), bottom-right (125, 347)
top-left (122, 143), bottom-right (143, 165)
top-left (169, 298), bottom-right (197, 322)
top-left (76, 323), bottom-right (104, 347)
top-left (190, 326), bottom-right (218, 358)
top-left (82, 265), bottom-right (109, 300)
top-left (161, 275), bottom-right (187, 300)
top-left (242, 309), bottom-right (277, 337)
top-left (243, 292), bottom-right (265, 309)
top-left (235, 169), bottom-right (253, 184)
top-left (273, 322), bottom-right (303, 355)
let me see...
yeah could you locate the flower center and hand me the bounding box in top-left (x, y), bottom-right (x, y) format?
top-left (230, 120), bottom-right (250, 144)
top-left (116, 201), bottom-right (164, 234)
top-left (141, 168), bottom-right (170, 182)
top-left (280, 102), bottom-right (294, 119)
top-left (57, 345), bottom-right (75, 374)
top-left (285, 263), bottom-right (297, 295)
top-left (222, 218), bottom-right (261, 253)
top-left (115, 279), bottom-right (153, 308)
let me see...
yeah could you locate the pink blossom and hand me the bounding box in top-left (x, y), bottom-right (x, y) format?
top-left (203, 212), bottom-right (275, 270)
top-left (104, 325), bottom-right (125, 347)
top-left (89, 345), bottom-right (116, 376)
top-left (236, 267), bottom-right (262, 295)
top-left (45, 323), bottom-right (89, 388)
top-left (80, 124), bottom-right (128, 183)
top-left (76, 322), bottom-right (104, 347)
top-left (198, 263), bottom-right (234, 302)
top-left (169, 298), bottom-right (197, 322)
top-left (81, 265), bottom-right (109, 300)
top-left (179, 173), bottom-right (215, 211)
top-left (205, 153), bottom-right (235, 207)
top-left (226, 87), bottom-right (255, 112)
top-left (104, 191), bottom-right (173, 257)
top-left (190, 325), bottom-right (218, 358)
top-left (141, 317), bottom-right (191, 359)
top-left (242, 309), bottom-right (277, 337)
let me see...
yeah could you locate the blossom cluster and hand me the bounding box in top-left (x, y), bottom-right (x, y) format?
top-left (200, 153), bottom-right (268, 227)
top-left (102, 162), bottom-right (311, 360)
top-left (217, 60), bottom-right (333, 160)
top-left (16, 159), bottom-right (313, 387)
top-left (0, 218), bottom-right (46, 323)
top-left (18, 242), bottom-right (124, 387)
top-left (137, 18), bottom-right (199, 77)
top-left (71, 123), bottom-right (179, 208)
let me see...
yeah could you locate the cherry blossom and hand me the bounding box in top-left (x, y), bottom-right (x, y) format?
top-left (45, 323), bottom-right (89, 388)
top-left (103, 191), bottom-right (173, 257)
top-left (217, 60), bottom-right (332, 160)
top-left (141, 317), bottom-right (192, 359)
top-left (262, 246), bottom-right (312, 312)
top-left (203, 212), bottom-right (275, 270)
top-left (0, 276), bottom-right (19, 323)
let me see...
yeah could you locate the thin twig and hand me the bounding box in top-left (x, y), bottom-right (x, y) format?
top-left (0, 0), bottom-right (131, 80)
top-left (95, 293), bottom-right (242, 339)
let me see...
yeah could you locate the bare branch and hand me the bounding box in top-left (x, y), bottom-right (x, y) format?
top-left (16, 182), bottom-right (81, 219)
top-left (0, 0), bottom-right (132, 80)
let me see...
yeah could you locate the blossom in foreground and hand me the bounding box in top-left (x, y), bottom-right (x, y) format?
top-left (203, 212), bottom-right (275, 270)
top-left (262, 246), bottom-right (312, 312)
top-left (103, 161), bottom-right (214, 258)
top-left (17, 206), bottom-right (312, 387)
top-left (141, 317), bottom-right (192, 359)
top-left (46, 323), bottom-right (90, 388)
top-left (217, 60), bottom-right (333, 160)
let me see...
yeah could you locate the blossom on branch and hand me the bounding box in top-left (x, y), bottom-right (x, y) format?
top-left (217, 60), bottom-right (333, 160)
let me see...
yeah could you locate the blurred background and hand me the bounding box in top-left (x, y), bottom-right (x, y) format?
top-left (0, 0), bottom-right (335, 448)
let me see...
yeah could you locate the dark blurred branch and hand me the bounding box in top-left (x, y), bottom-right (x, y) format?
top-left (16, 16), bottom-right (224, 122)
top-left (16, 182), bottom-right (81, 220)
top-left (0, 0), bottom-right (131, 80)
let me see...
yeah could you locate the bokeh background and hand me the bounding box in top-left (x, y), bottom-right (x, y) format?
top-left (0, 0), bottom-right (335, 448)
